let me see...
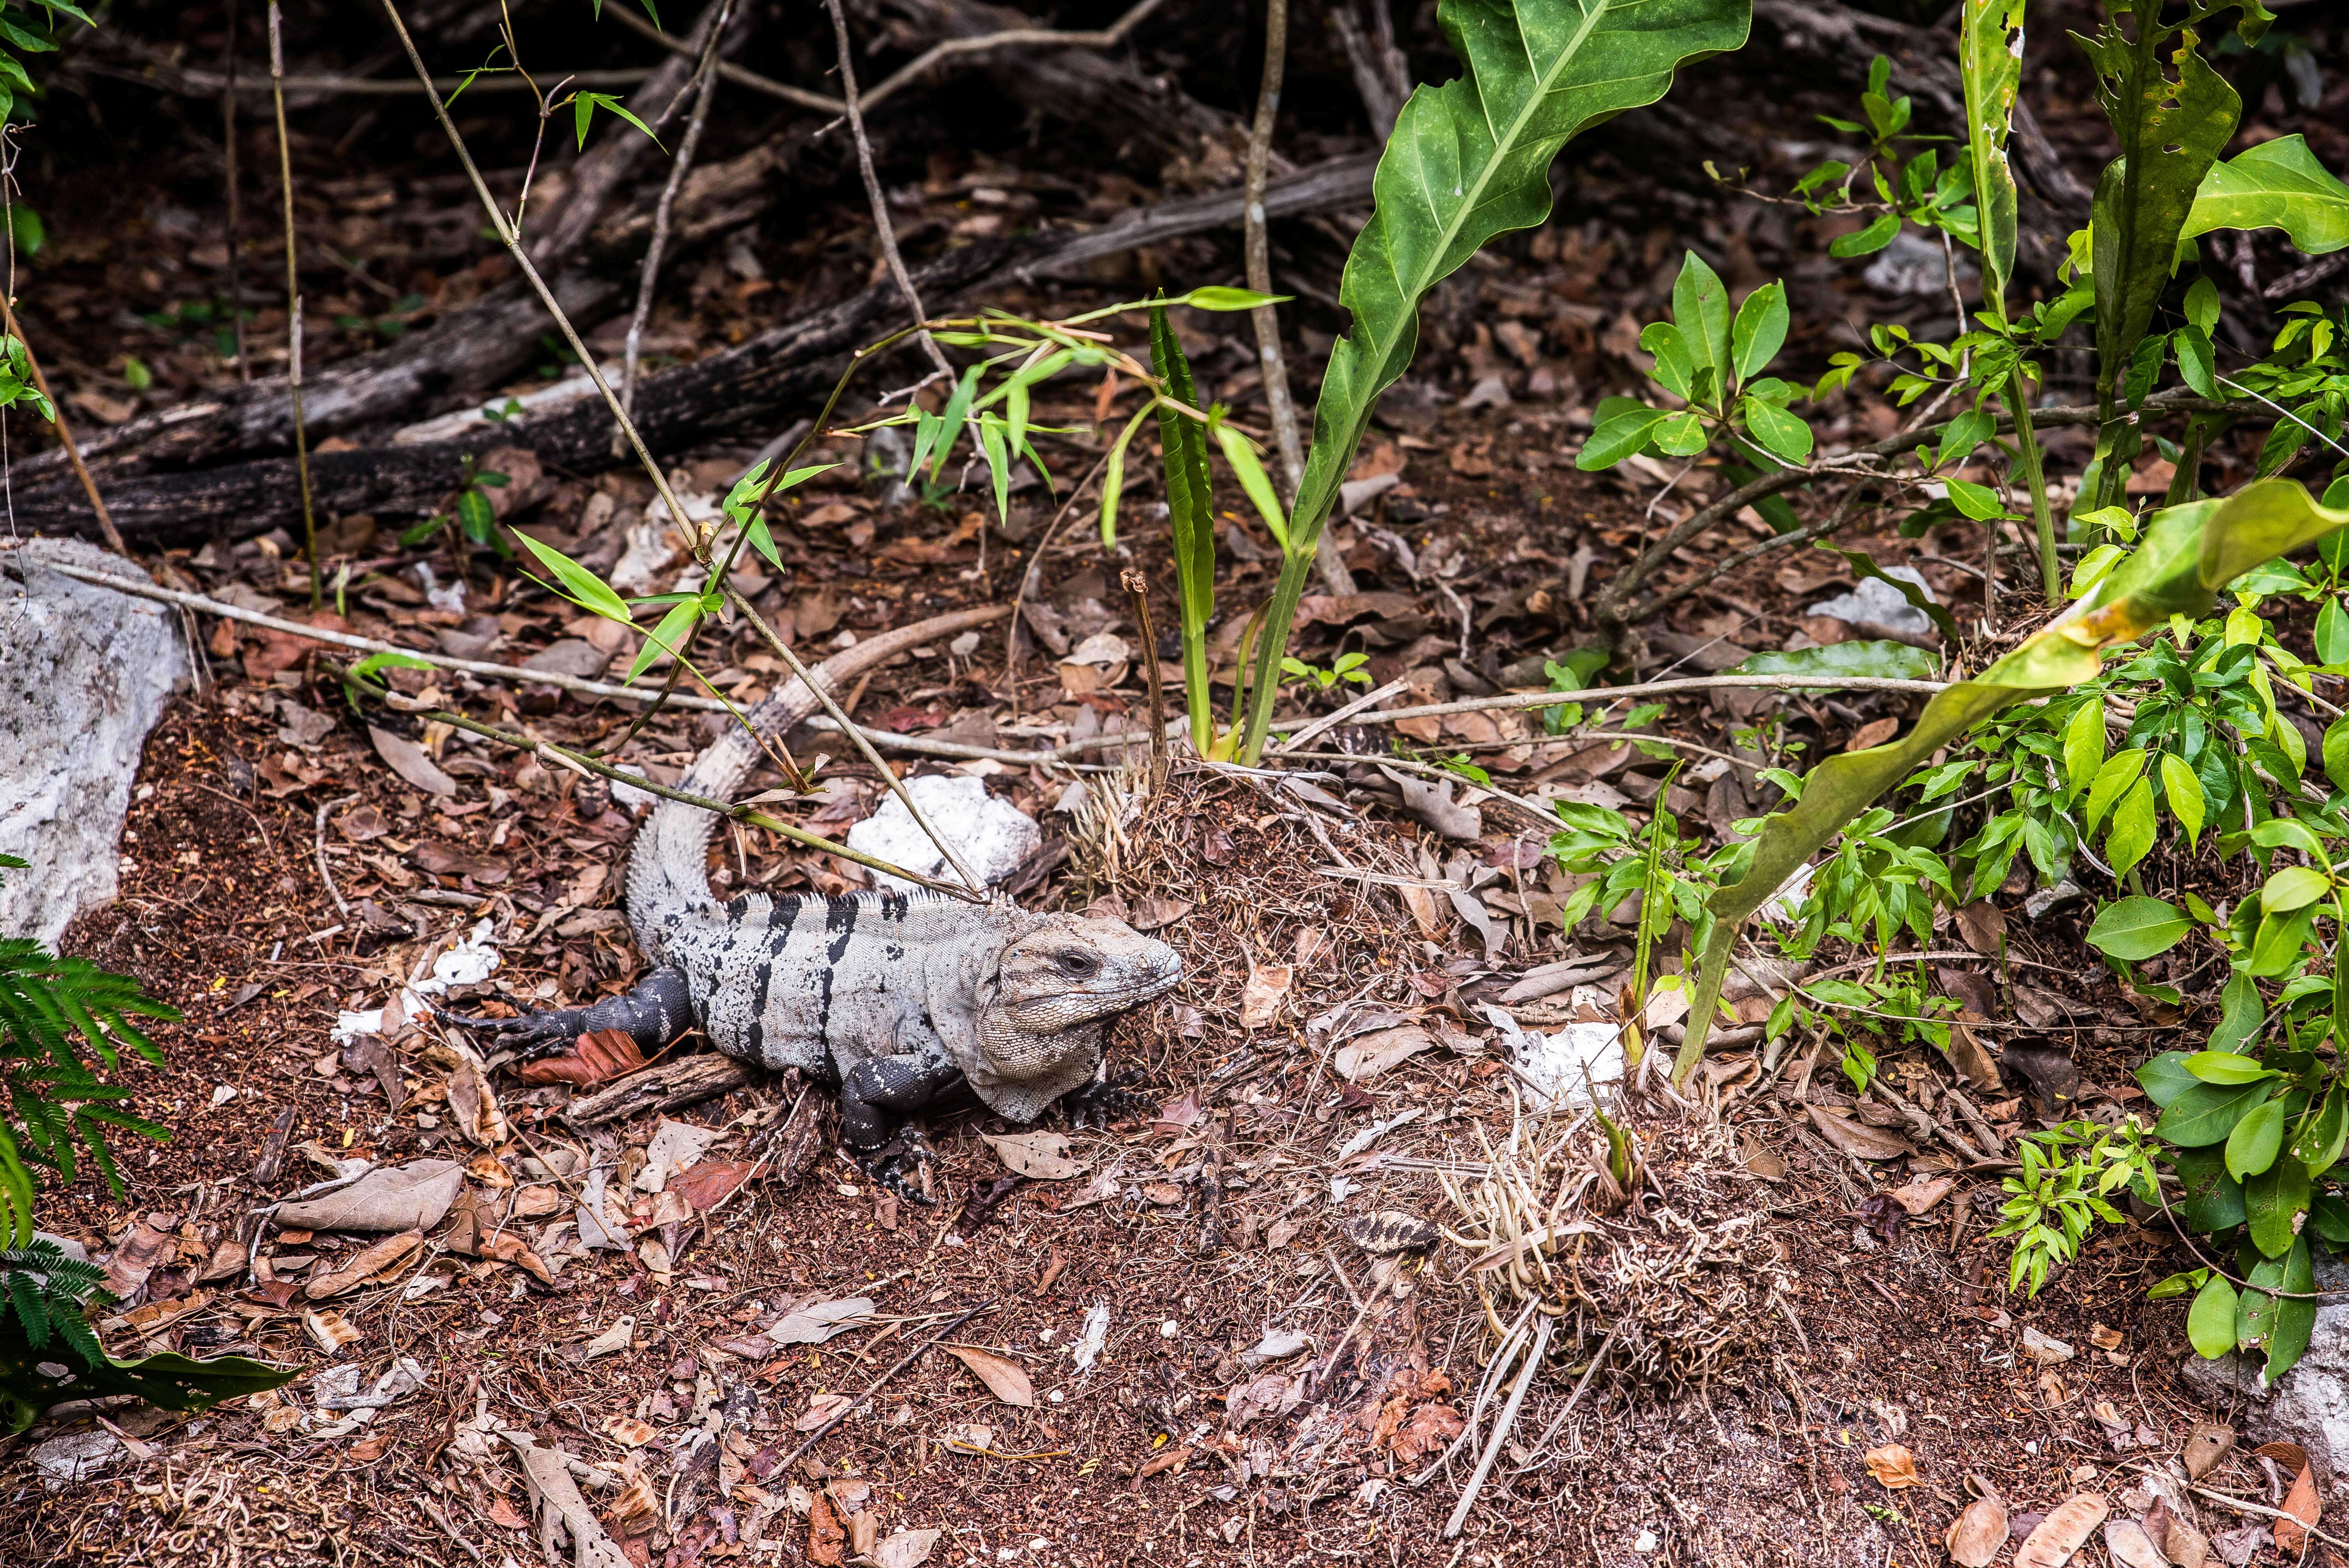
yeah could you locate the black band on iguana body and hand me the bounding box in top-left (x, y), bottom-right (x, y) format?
top-left (431, 965), bottom-right (697, 1057)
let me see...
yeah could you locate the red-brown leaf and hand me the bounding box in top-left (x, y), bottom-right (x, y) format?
top-left (514, 1028), bottom-right (649, 1087)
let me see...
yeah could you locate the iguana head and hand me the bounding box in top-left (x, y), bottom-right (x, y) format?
top-left (990, 913), bottom-right (1183, 1040)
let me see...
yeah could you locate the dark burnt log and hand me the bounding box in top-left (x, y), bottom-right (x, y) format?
top-left (26, 150), bottom-right (1386, 545)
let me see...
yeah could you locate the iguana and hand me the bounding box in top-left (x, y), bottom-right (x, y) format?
top-left (446, 608), bottom-right (1182, 1199)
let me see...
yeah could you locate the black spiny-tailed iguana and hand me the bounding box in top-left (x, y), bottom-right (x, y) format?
top-left (447, 609), bottom-right (1182, 1198)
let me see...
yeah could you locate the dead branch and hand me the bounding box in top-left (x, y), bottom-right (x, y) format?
top-left (824, 0), bottom-right (953, 381)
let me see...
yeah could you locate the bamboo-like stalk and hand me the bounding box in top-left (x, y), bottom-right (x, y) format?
top-left (267, 3), bottom-right (319, 608)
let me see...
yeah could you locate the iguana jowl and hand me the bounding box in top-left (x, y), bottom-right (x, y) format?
top-left (450, 609), bottom-right (1182, 1197)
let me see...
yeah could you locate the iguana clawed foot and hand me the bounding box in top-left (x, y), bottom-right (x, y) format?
top-left (854, 1128), bottom-right (939, 1207)
top-left (1066, 1069), bottom-right (1154, 1130)
top-left (428, 966), bottom-right (695, 1062)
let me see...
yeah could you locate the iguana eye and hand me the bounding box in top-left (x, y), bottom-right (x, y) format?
top-left (1055, 951), bottom-right (1101, 979)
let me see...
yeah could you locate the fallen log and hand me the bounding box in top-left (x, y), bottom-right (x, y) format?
top-left (22, 151), bottom-right (1383, 543)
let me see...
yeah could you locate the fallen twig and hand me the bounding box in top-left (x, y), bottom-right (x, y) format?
top-left (822, 0), bottom-right (952, 380)
top-left (2178, 1479), bottom-right (2348, 1549)
top-left (779, 1303), bottom-right (991, 1467)
top-left (620, 0), bottom-right (734, 419)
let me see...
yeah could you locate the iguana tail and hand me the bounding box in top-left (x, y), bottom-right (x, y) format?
top-left (624, 604), bottom-right (1009, 958)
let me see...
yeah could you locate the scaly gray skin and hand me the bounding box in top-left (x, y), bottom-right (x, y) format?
top-left (443, 609), bottom-right (1183, 1200)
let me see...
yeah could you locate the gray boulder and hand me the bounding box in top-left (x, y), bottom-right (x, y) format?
top-left (2183, 1247), bottom-right (2349, 1482)
top-left (0, 540), bottom-right (189, 947)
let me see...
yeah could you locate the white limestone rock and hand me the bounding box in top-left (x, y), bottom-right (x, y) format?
top-left (0, 540), bottom-right (189, 947)
top-left (846, 773), bottom-right (1040, 894)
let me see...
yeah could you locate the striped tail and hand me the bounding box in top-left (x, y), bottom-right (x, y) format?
top-left (623, 604), bottom-right (1007, 959)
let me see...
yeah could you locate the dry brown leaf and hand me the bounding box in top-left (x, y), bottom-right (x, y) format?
top-left (2089, 1322), bottom-right (2125, 1350)
top-left (1948, 1019), bottom-right (2002, 1091)
top-left (464, 1152), bottom-right (514, 1190)
top-left (1846, 716), bottom-right (1900, 751)
top-left (368, 726), bottom-right (457, 797)
top-left (798, 1392), bottom-right (854, 1432)
top-left (1946, 1491), bottom-right (2008, 1567)
top-left (513, 1027), bottom-right (649, 1087)
top-left (486, 1493), bottom-right (529, 1530)
top-left (102, 1219), bottom-right (177, 1301)
top-left (1335, 1025), bottom-right (1438, 1083)
top-left (1955, 900), bottom-right (2008, 955)
top-left (1151, 1089), bottom-right (1205, 1133)
top-left (807, 1494), bottom-right (846, 1568)
top-left (1887, 1174), bottom-right (1955, 1215)
top-left (446, 1058), bottom-right (507, 1147)
top-left (874, 1529), bottom-right (942, 1568)
top-left (603, 1416), bottom-right (656, 1448)
top-left (278, 1160), bottom-right (466, 1234)
top-left (1806, 1104), bottom-right (1914, 1160)
top-left (1399, 881), bottom-right (1444, 937)
top-left (1240, 962), bottom-right (1293, 1029)
top-left (2275, 1459), bottom-right (2320, 1555)
top-left (2184, 1423), bottom-right (2236, 1481)
top-left (304, 1309), bottom-right (360, 1354)
top-left (1863, 1444), bottom-right (1919, 1490)
top-left (2016, 1494), bottom-right (2109, 1568)
top-left (978, 1130), bottom-right (1082, 1181)
top-left (671, 1159), bottom-right (761, 1211)
top-left (304, 1230), bottom-right (423, 1299)
top-left (2104, 1519), bottom-right (2167, 1568)
top-left (946, 1345), bottom-right (1036, 1407)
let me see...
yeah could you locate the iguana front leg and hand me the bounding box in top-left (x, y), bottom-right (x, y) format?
top-left (431, 966), bottom-right (696, 1058)
top-left (1065, 1068), bottom-right (1153, 1129)
top-left (841, 1054), bottom-right (964, 1206)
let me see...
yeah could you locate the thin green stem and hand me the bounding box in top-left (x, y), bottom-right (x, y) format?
top-left (2008, 362), bottom-right (2060, 600)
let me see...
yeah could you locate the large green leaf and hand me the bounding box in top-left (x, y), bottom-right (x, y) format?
top-left (2181, 135), bottom-right (2349, 258)
top-left (2071, 16), bottom-right (2239, 431)
top-left (2, 1325), bottom-right (294, 1435)
top-left (1238, 0), bottom-right (1749, 760)
top-left (1733, 640), bottom-right (1940, 687)
top-left (1149, 299), bottom-right (1218, 753)
top-left (1674, 478), bottom-right (2349, 1083)
top-left (1959, 0), bottom-right (2024, 317)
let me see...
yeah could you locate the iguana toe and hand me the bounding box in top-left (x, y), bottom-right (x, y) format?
top-left (854, 1135), bottom-right (938, 1207)
top-left (1066, 1069), bottom-right (1154, 1130)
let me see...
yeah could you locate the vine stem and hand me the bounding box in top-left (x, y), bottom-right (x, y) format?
top-left (2009, 362), bottom-right (2059, 600)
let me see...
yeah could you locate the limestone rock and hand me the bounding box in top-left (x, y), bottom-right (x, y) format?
top-left (845, 773), bottom-right (1040, 894)
top-left (0, 541), bottom-right (188, 947)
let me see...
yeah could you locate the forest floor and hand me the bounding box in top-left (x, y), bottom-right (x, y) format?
top-left (3, 1), bottom-right (2347, 1564)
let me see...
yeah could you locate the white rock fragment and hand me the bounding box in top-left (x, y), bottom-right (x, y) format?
top-left (1805, 565), bottom-right (1938, 640)
top-left (846, 774), bottom-right (1041, 894)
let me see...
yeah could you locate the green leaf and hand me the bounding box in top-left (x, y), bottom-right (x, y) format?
top-left (2063, 697), bottom-right (2107, 799)
top-left (0, 1329), bottom-right (294, 1437)
top-left (2076, 22), bottom-right (2239, 425)
top-left (1577, 408), bottom-right (1670, 470)
top-left (1733, 640), bottom-right (1938, 689)
top-left (2249, 906), bottom-right (2316, 978)
top-left (2227, 1093), bottom-right (2289, 1179)
top-left (2210, 972), bottom-right (2265, 1055)
top-left (2292, 1081), bottom-right (2349, 1178)
top-left (2246, 1156), bottom-right (2312, 1257)
top-left (2155, 1081), bottom-right (2270, 1148)
top-left (2083, 748), bottom-right (2148, 834)
top-left (1672, 251), bottom-right (1732, 389)
top-left (1150, 305), bottom-right (1219, 753)
top-left (1730, 280), bottom-right (1788, 381)
top-left (2265, 1240), bottom-right (2319, 1383)
top-left (1829, 212), bottom-right (1901, 258)
top-left (2187, 1272), bottom-right (2238, 1359)
top-left (1249, 0), bottom-right (1748, 763)
top-left (1959, 0), bottom-right (2024, 316)
top-left (2087, 896), bottom-right (2192, 961)
top-left (2160, 752), bottom-right (2206, 848)
top-left (2184, 1051), bottom-right (2270, 1085)
top-left (1741, 398), bottom-right (1813, 462)
top-left (1177, 286), bottom-right (1284, 311)
top-left (2174, 327), bottom-right (2219, 399)
top-left (1652, 410), bottom-right (1708, 457)
top-left (2317, 599), bottom-right (2349, 666)
top-left (2136, 1050), bottom-right (2198, 1107)
top-left (2176, 1145), bottom-right (2247, 1230)
top-left (2263, 864), bottom-right (2332, 913)
top-left (510, 530), bottom-right (636, 625)
top-left (2181, 135), bottom-right (2349, 258)
top-left (2314, 1192), bottom-right (2349, 1245)
top-left (1943, 477), bottom-right (2008, 522)
top-left (625, 597), bottom-right (702, 686)
top-left (1212, 423), bottom-right (1289, 551)
top-left (2105, 776), bottom-right (2157, 878)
